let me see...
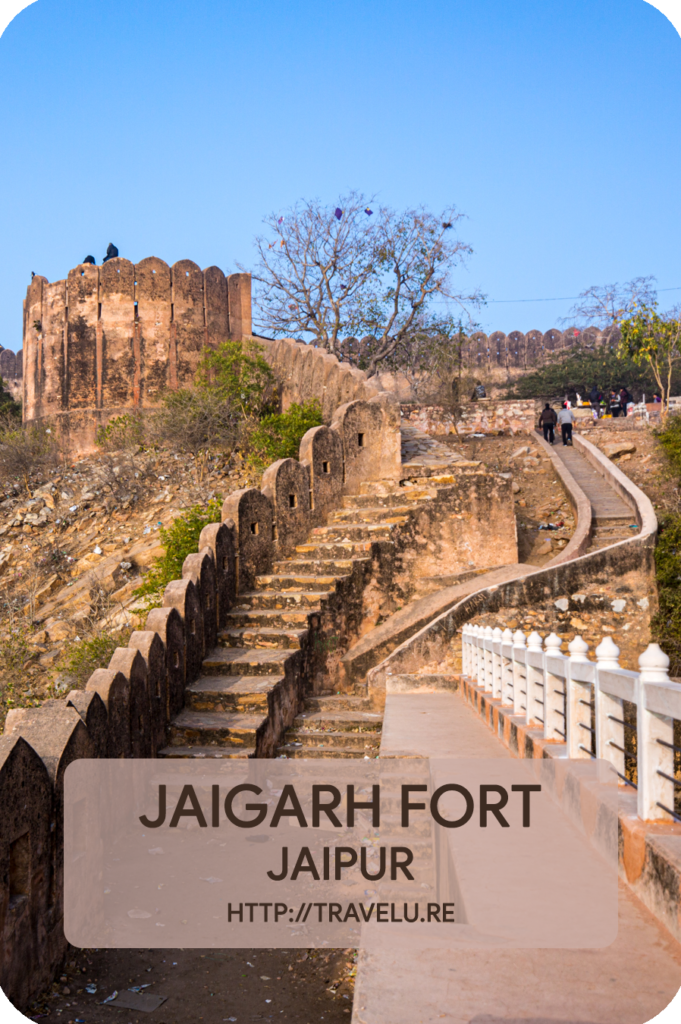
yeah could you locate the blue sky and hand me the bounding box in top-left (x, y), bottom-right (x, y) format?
top-left (0, 0), bottom-right (679, 351)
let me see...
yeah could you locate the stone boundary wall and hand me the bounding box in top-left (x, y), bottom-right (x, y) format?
top-left (0, 393), bottom-right (400, 1007)
top-left (21, 259), bottom-right (252, 450)
top-left (400, 399), bottom-right (537, 436)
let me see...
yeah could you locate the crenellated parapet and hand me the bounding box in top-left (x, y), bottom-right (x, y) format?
top-left (0, 389), bottom-right (401, 1006)
top-left (21, 258), bottom-right (252, 450)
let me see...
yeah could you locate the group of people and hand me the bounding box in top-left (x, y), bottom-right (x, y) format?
top-left (539, 403), bottom-right (575, 446)
top-left (588, 385), bottom-right (634, 418)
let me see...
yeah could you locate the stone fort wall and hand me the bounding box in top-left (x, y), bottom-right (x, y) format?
top-left (21, 257), bottom-right (252, 449)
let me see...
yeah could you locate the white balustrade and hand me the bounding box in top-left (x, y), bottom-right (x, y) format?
top-left (460, 622), bottom-right (681, 823)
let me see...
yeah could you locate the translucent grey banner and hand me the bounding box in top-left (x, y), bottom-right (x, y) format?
top-left (64, 758), bottom-right (617, 949)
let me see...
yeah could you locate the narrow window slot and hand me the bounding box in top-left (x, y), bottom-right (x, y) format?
top-left (98, 303), bottom-right (102, 320)
top-left (357, 432), bottom-right (365, 448)
top-left (322, 461), bottom-right (330, 474)
top-left (9, 832), bottom-right (30, 905)
top-left (134, 301), bottom-right (139, 322)
top-left (288, 493), bottom-right (297, 509)
top-left (250, 522), bottom-right (259, 536)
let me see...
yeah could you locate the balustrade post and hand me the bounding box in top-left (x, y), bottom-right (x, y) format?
top-left (543, 633), bottom-right (567, 742)
top-left (594, 637), bottom-right (625, 778)
top-left (492, 627), bottom-right (503, 699)
top-left (512, 630), bottom-right (527, 717)
top-left (461, 624), bottom-right (470, 677)
top-left (483, 626), bottom-right (494, 693)
top-left (501, 628), bottom-right (514, 706)
top-left (567, 636), bottom-right (593, 759)
top-left (637, 644), bottom-right (675, 821)
top-left (474, 625), bottom-right (484, 686)
top-left (525, 631), bottom-right (544, 727)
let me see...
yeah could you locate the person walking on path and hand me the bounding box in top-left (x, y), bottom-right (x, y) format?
top-left (539, 403), bottom-right (558, 444)
top-left (589, 385), bottom-right (602, 419)
top-left (558, 402), bottom-right (575, 446)
top-left (609, 390), bottom-right (622, 417)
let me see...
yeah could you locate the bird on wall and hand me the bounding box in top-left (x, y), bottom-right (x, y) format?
top-left (83, 255), bottom-right (96, 265)
top-left (103, 243), bottom-right (119, 263)
top-left (31, 271), bottom-right (35, 278)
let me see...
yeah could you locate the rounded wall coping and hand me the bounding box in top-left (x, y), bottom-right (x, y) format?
top-left (531, 432), bottom-right (592, 567)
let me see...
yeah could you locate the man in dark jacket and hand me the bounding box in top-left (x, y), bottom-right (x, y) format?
top-left (539, 403), bottom-right (558, 444)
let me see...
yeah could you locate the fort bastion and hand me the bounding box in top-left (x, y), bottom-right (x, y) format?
top-left (21, 257), bottom-right (252, 449)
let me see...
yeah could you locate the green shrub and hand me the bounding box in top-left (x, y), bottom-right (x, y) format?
top-left (651, 513), bottom-right (681, 676)
top-left (246, 400), bottom-right (323, 470)
top-left (504, 347), bottom-right (678, 403)
top-left (134, 498), bottom-right (223, 601)
top-left (655, 413), bottom-right (681, 478)
top-left (196, 340), bottom-right (277, 419)
top-left (59, 629), bottom-right (132, 688)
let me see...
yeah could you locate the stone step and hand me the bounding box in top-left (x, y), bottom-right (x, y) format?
top-left (277, 744), bottom-right (378, 760)
top-left (312, 522), bottom-right (404, 541)
top-left (295, 540), bottom-right (374, 559)
top-left (234, 590), bottom-right (330, 611)
top-left (401, 462), bottom-right (458, 478)
top-left (592, 513), bottom-right (638, 527)
top-left (292, 710), bottom-right (383, 733)
top-left (218, 626), bottom-right (307, 650)
top-left (343, 491), bottom-right (433, 509)
top-left (255, 573), bottom-right (341, 592)
top-left (304, 695), bottom-right (373, 712)
top-left (273, 557), bottom-right (367, 576)
top-left (158, 744), bottom-right (255, 759)
top-left (330, 506), bottom-right (414, 523)
top-left (168, 709), bottom-right (266, 748)
top-left (385, 673), bottom-right (459, 694)
top-left (202, 646), bottom-right (295, 676)
top-left (283, 729), bottom-right (382, 752)
top-left (185, 674), bottom-right (281, 712)
top-left (224, 607), bottom-right (319, 628)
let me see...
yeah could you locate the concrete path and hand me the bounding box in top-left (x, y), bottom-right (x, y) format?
top-left (549, 440), bottom-right (633, 523)
top-left (350, 691), bottom-right (681, 1024)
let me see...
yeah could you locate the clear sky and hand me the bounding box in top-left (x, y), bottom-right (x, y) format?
top-left (0, 0), bottom-right (679, 352)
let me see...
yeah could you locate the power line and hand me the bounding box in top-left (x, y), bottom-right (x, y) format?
top-left (486, 286), bottom-right (681, 305)
top-left (431, 286), bottom-right (681, 307)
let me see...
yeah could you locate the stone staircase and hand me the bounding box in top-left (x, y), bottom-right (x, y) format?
top-left (158, 477), bottom-right (448, 759)
top-left (277, 695), bottom-right (382, 758)
top-left (588, 513), bottom-right (639, 551)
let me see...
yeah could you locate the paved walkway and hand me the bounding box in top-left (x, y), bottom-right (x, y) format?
top-left (401, 424), bottom-right (465, 469)
top-left (550, 439), bottom-right (633, 523)
top-left (351, 691), bottom-right (681, 1024)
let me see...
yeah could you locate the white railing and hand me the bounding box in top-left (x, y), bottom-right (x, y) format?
top-left (461, 623), bottom-right (681, 823)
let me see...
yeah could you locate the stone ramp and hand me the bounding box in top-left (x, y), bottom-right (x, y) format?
top-left (551, 440), bottom-right (637, 521)
top-left (341, 564), bottom-right (534, 687)
top-left (351, 690), bottom-right (681, 1024)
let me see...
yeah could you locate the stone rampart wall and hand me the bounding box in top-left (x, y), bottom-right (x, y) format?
top-left (400, 398), bottom-right (537, 436)
top-left (21, 259), bottom-right (252, 450)
top-left (0, 393), bottom-right (401, 1007)
top-left (339, 325), bottom-right (620, 376)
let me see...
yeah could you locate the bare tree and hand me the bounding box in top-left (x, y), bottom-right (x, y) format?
top-left (563, 276), bottom-right (658, 328)
top-left (249, 192), bottom-right (483, 373)
top-left (387, 317), bottom-right (479, 416)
